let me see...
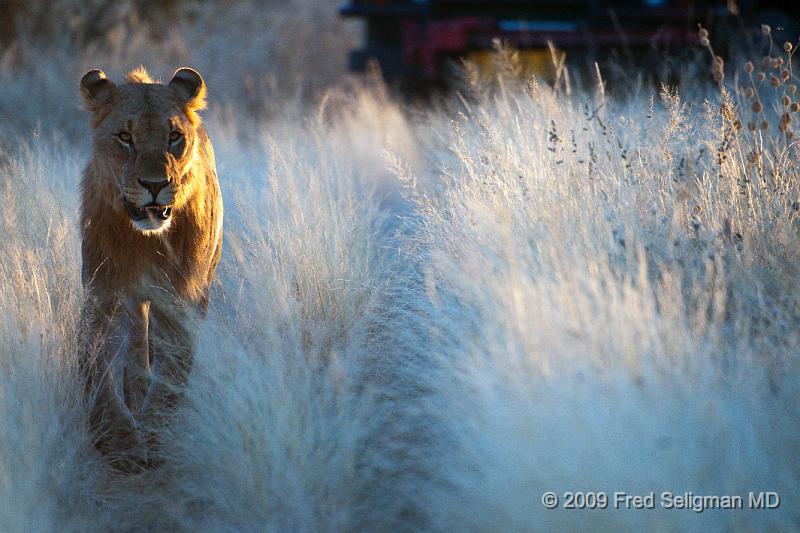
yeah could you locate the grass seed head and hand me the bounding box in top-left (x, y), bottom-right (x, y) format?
top-left (779, 113), bottom-right (792, 131)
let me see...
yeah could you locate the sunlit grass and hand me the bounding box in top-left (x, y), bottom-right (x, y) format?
top-left (0, 16), bottom-right (798, 531)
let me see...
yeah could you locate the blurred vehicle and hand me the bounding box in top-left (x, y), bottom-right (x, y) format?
top-left (340, 0), bottom-right (800, 88)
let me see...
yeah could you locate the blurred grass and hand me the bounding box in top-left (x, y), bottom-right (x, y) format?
top-left (0, 0), bottom-right (358, 134)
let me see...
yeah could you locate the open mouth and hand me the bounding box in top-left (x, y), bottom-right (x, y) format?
top-left (123, 198), bottom-right (173, 221)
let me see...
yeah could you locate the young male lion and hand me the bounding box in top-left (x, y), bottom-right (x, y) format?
top-left (79, 67), bottom-right (223, 471)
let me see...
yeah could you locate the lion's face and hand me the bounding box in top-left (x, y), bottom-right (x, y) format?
top-left (81, 68), bottom-right (207, 234)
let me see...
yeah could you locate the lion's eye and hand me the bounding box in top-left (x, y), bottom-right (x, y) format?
top-left (117, 131), bottom-right (133, 144)
top-left (169, 131), bottom-right (183, 143)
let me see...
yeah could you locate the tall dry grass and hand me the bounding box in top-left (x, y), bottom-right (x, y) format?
top-left (403, 70), bottom-right (800, 531)
top-left (0, 6), bottom-right (798, 531)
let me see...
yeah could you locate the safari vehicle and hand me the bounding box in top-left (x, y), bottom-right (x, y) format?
top-left (340, 0), bottom-right (800, 88)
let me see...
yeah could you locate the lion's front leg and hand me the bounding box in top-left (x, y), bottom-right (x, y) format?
top-left (144, 300), bottom-right (200, 417)
top-left (123, 300), bottom-right (153, 416)
top-left (81, 296), bottom-right (152, 471)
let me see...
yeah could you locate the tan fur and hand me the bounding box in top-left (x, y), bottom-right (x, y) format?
top-left (79, 67), bottom-right (222, 471)
top-left (125, 65), bottom-right (154, 84)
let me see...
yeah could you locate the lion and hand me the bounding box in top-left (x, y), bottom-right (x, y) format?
top-left (78, 66), bottom-right (223, 471)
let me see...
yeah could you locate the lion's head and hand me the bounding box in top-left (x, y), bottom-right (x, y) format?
top-left (80, 66), bottom-right (207, 234)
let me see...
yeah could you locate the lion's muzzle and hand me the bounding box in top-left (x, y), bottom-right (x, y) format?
top-left (121, 176), bottom-right (178, 233)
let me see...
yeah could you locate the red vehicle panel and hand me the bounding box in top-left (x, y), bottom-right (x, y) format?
top-left (340, 1), bottom-right (800, 88)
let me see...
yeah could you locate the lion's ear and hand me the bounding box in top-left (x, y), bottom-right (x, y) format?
top-left (80, 69), bottom-right (116, 111)
top-left (169, 68), bottom-right (206, 111)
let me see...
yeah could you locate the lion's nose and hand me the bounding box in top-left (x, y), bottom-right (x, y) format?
top-left (138, 178), bottom-right (170, 199)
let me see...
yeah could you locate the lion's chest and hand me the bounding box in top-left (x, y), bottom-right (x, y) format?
top-left (92, 231), bottom-right (189, 302)
top-left (133, 259), bottom-right (183, 299)
top-left (82, 194), bottom-right (217, 310)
